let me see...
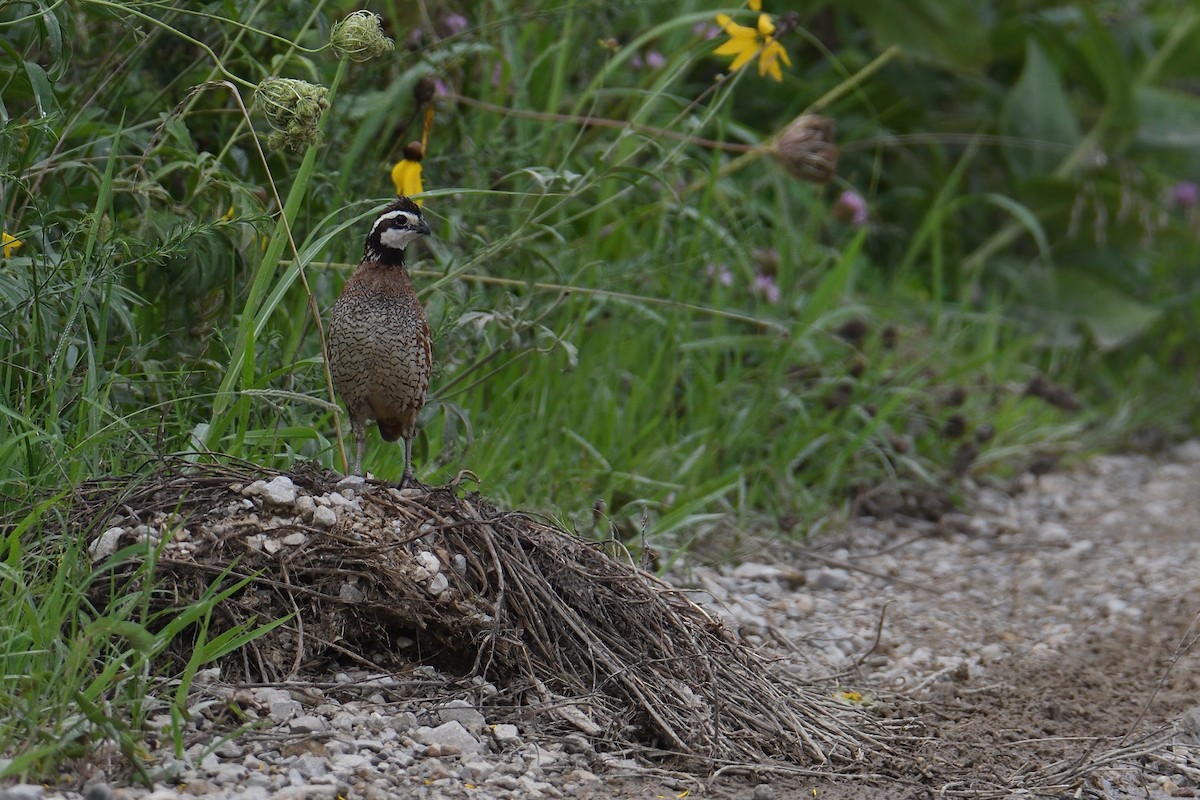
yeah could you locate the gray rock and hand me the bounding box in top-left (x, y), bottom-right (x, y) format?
top-left (274, 786), bottom-right (339, 800)
top-left (0, 785), bottom-right (45, 800)
top-left (391, 711), bottom-right (419, 732)
top-left (211, 762), bottom-right (248, 783)
top-left (270, 698), bottom-right (303, 722)
top-left (427, 572), bottom-right (449, 596)
top-left (312, 505), bottom-right (338, 528)
top-left (415, 721), bottom-right (482, 754)
top-left (461, 760), bottom-right (496, 781)
top-left (731, 562), bottom-right (784, 581)
top-left (436, 699), bottom-right (486, 734)
top-left (245, 773), bottom-right (274, 790)
top-left (293, 754), bottom-right (329, 779)
top-left (89, 527), bottom-right (124, 562)
top-left (290, 714), bottom-right (327, 733)
top-left (335, 475), bottom-right (365, 492)
top-left (143, 791), bottom-right (183, 800)
top-left (83, 785), bottom-right (114, 800)
top-left (491, 723), bottom-right (521, 747)
top-left (331, 753), bottom-right (372, 771)
top-left (753, 784), bottom-right (776, 800)
top-left (182, 779), bottom-right (220, 796)
top-left (805, 567), bottom-right (851, 591)
top-left (485, 774), bottom-right (520, 790)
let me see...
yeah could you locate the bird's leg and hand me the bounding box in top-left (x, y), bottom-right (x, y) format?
top-left (351, 418), bottom-right (366, 476)
top-left (398, 435), bottom-right (419, 489)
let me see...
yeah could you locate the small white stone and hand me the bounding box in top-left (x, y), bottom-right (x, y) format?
top-left (336, 475), bottom-right (365, 492)
top-left (268, 698), bottom-right (303, 722)
top-left (89, 527), bottom-right (124, 562)
top-left (282, 532), bottom-right (308, 546)
top-left (436, 699), bottom-right (486, 734)
top-left (294, 495), bottom-right (316, 518)
top-left (312, 505), bottom-right (337, 528)
top-left (427, 573), bottom-right (449, 596)
top-left (731, 562), bottom-right (785, 581)
top-left (461, 760), bottom-right (495, 781)
top-left (416, 551), bottom-right (441, 573)
top-left (491, 723), bottom-right (521, 747)
top-left (263, 538), bottom-right (282, 555)
top-left (290, 715), bottom-right (327, 733)
top-left (259, 475), bottom-right (297, 506)
top-left (415, 721), bottom-right (482, 754)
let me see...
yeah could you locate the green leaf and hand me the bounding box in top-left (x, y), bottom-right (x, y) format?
top-left (1040, 271), bottom-right (1162, 351)
top-left (22, 61), bottom-right (59, 118)
top-left (843, 0), bottom-right (991, 68)
top-left (1076, 7), bottom-right (1136, 153)
top-left (1134, 85), bottom-right (1200, 150)
top-left (1001, 39), bottom-right (1081, 178)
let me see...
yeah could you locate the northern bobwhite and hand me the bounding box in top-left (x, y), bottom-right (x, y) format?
top-left (328, 197), bottom-right (432, 484)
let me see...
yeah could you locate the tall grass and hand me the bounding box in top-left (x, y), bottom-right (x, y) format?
top-left (1, 0), bottom-right (1199, 780)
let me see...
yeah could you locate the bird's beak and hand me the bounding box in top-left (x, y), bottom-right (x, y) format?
top-left (417, 219), bottom-right (431, 237)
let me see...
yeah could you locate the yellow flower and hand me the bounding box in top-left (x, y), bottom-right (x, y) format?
top-left (391, 142), bottom-right (425, 202)
top-left (392, 106), bottom-right (435, 203)
top-left (749, 0), bottom-right (762, 9)
top-left (713, 13), bottom-right (792, 81)
top-left (2, 232), bottom-right (22, 258)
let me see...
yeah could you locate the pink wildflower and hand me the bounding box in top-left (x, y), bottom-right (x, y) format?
top-left (834, 189), bottom-right (868, 226)
top-left (751, 273), bottom-right (781, 304)
top-left (705, 263), bottom-right (734, 286)
top-left (1172, 181), bottom-right (1199, 209)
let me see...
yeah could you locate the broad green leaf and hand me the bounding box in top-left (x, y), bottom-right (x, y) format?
top-left (1041, 271), bottom-right (1162, 351)
top-left (1001, 39), bottom-right (1081, 178)
top-left (22, 61), bottom-right (59, 118)
top-left (1134, 85), bottom-right (1200, 150)
top-left (1077, 7), bottom-right (1136, 153)
top-left (842, 0), bottom-right (992, 68)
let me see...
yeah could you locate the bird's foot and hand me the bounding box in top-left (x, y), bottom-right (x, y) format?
top-left (397, 473), bottom-right (429, 492)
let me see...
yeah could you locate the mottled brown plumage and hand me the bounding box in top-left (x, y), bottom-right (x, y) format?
top-left (328, 197), bottom-right (432, 483)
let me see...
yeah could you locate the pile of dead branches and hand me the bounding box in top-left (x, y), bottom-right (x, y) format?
top-left (70, 459), bottom-right (894, 771)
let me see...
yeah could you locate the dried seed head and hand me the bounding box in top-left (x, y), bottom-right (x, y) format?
top-left (331, 11), bottom-right (395, 62)
top-left (254, 78), bottom-right (330, 151)
top-left (403, 141), bottom-right (425, 162)
top-left (414, 76), bottom-right (438, 106)
top-left (772, 114), bottom-right (839, 185)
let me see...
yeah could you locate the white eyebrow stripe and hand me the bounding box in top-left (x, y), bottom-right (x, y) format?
top-left (369, 209), bottom-right (416, 238)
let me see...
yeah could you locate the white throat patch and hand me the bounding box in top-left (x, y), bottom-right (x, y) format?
top-left (379, 226), bottom-right (421, 251)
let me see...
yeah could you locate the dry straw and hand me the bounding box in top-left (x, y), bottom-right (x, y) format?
top-left (75, 459), bottom-right (891, 772)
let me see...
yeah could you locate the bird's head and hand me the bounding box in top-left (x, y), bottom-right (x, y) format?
top-left (364, 196), bottom-right (431, 264)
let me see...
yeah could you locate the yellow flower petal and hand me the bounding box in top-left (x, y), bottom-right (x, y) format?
top-left (774, 40), bottom-right (792, 67)
top-left (715, 13), bottom-right (756, 38)
top-left (759, 39), bottom-right (791, 80)
top-left (2, 232), bottom-right (22, 259)
top-left (749, 0), bottom-right (762, 9)
top-left (761, 52), bottom-right (782, 81)
top-left (725, 43), bottom-right (758, 72)
top-left (391, 159), bottom-right (424, 202)
top-left (757, 13), bottom-right (775, 36)
top-left (713, 38), bottom-right (752, 56)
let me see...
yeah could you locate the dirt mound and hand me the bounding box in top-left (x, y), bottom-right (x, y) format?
top-left (72, 459), bottom-right (890, 773)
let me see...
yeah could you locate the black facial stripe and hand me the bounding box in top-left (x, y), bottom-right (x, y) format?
top-left (369, 209), bottom-right (419, 240)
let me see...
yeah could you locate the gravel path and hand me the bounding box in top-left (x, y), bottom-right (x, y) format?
top-left (8, 444), bottom-right (1200, 799)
